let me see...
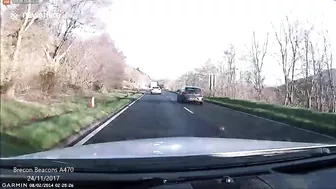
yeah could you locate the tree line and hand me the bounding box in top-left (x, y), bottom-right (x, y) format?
top-left (170, 16), bottom-right (335, 113)
top-left (1, 0), bottom-right (135, 98)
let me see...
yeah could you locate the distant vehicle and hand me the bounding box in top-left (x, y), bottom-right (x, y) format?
top-left (151, 86), bottom-right (162, 95)
top-left (150, 81), bottom-right (158, 88)
top-left (177, 86), bottom-right (203, 105)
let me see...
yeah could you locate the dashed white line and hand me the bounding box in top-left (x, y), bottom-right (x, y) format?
top-left (74, 93), bottom-right (145, 146)
top-left (184, 107), bottom-right (194, 114)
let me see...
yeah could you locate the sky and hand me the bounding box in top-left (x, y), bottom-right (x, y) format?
top-left (98, 0), bottom-right (336, 86)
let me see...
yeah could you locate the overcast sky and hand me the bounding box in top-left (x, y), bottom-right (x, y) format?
top-left (98, 0), bottom-right (336, 85)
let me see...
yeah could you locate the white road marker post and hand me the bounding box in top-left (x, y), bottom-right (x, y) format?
top-left (89, 96), bottom-right (95, 108)
top-left (91, 97), bottom-right (95, 108)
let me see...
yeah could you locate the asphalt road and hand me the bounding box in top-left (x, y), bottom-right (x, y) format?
top-left (84, 91), bottom-right (336, 145)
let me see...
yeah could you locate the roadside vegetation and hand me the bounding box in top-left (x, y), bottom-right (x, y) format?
top-left (169, 16), bottom-right (335, 113)
top-left (0, 1), bottom-right (149, 156)
top-left (166, 14), bottom-right (335, 137)
top-left (205, 97), bottom-right (336, 138)
top-left (1, 92), bottom-right (141, 157)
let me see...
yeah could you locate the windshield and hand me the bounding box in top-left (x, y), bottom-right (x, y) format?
top-left (1, 0), bottom-right (336, 169)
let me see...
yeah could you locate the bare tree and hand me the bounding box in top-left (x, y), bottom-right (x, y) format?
top-left (216, 60), bottom-right (226, 96)
top-left (326, 51), bottom-right (335, 112)
top-left (0, 0), bottom-right (134, 98)
top-left (302, 29), bottom-right (315, 108)
top-left (10, 4), bottom-right (42, 61)
top-left (223, 44), bottom-right (236, 98)
top-left (2, 4), bottom-right (44, 97)
top-left (42, 0), bottom-right (109, 68)
top-left (286, 16), bottom-right (304, 106)
top-left (248, 31), bottom-right (268, 100)
top-left (313, 38), bottom-right (326, 111)
top-left (171, 18), bottom-right (334, 113)
top-left (322, 33), bottom-right (336, 112)
top-left (273, 16), bottom-right (304, 106)
top-left (274, 22), bottom-right (291, 105)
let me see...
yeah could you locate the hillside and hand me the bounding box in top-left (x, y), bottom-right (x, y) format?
top-left (268, 69), bottom-right (336, 93)
top-left (265, 69), bottom-right (336, 110)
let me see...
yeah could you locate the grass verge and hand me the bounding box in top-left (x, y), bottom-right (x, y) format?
top-left (205, 97), bottom-right (336, 138)
top-left (1, 92), bottom-right (141, 157)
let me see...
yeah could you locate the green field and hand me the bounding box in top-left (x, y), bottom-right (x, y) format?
top-left (205, 97), bottom-right (336, 137)
top-left (1, 92), bottom-right (141, 157)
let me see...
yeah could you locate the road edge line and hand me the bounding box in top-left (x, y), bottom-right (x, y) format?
top-left (73, 93), bottom-right (145, 146)
top-left (52, 93), bottom-right (145, 148)
top-left (205, 100), bottom-right (336, 139)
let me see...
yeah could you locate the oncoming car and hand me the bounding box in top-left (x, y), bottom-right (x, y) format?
top-left (151, 86), bottom-right (162, 95)
top-left (177, 86), bottom-right (203, 105)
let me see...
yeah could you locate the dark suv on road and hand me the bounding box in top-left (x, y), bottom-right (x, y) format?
top-left (177, 86), bottom-right (203, 105)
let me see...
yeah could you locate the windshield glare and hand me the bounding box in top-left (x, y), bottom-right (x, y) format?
top-left (1, 0), bottom-right (336, 164)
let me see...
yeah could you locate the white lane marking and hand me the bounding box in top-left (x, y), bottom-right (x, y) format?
top-left (171, 99), bottom-right (174, 101)
top-left (74, 93), bottom-right (146, 146)
top-left (207, 100), bottom-right (336, 139)
top-left (184, 107), bottom-right (194, 114)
